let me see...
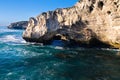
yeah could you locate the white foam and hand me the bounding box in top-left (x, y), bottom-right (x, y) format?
top-left (0, 35), bottom-right (26, 43)
top-left (7, 72), bottom-right (13, 76)
top-left (54, 46), bottom-right (64, 50)
top-left (26, 42), bottom-right (43, 45)
top-left (101, 48), bottom-right (120, 51)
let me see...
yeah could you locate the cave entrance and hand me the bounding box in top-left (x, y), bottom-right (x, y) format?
top-left (52, 35), bottom-right (65, 46)
top-left (53, 34), bottom-right (62, 40)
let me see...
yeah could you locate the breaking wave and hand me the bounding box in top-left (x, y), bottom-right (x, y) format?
top-left (0, 35), bottom-right (26, 43)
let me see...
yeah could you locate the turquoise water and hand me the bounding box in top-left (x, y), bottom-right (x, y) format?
top-left (0, 26), bottom-right (120, 80)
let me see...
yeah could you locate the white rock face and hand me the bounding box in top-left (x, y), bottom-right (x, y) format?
top-left (23, 0), bottom-right (120, 48)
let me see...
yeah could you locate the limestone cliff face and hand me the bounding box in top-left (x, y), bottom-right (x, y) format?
top-left (8, 21), bottom-right (28, 29)
top-left (23, 0), bottom-right (120, 48)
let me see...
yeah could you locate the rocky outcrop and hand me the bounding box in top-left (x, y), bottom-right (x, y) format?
top-left (8, 21), bottom-right (28, 29)
top-left (23, 0), bottom-right (120, 48)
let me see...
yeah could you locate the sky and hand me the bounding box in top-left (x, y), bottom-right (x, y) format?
top-left (0, 0), bottom-right (78, 26)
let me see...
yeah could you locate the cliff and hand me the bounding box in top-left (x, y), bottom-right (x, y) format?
top-left (8, 21), bottom-right (28, 29)
top-left (23, 0), bottom-right (120, 48)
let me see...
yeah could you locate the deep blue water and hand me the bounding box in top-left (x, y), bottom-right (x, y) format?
top-left (0, 26), bottom-right (120, 80)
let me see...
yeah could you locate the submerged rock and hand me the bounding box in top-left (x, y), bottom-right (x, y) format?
top-left (8, 21), bottom-right (28, 29)
top-left (55, 53), bottom-right (74, 59)
top-left (23, 0), bottom-right (120, 48)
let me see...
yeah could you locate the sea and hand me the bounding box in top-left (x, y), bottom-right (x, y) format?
top-left (0, 26), bottom-right (120, 80)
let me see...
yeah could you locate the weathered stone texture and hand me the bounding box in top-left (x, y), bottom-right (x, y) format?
top-left (23, 0), bottom-right (120, 48)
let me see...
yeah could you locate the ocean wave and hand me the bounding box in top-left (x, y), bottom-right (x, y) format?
top-left (0, 35), bottom-right (26, 44)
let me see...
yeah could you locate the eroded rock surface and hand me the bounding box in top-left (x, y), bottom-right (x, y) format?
top-left (23, 0), bottom-right (120, 48)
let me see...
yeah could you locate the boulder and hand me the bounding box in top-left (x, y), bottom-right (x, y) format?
top-left (23, 0), bottom-right (120, 48)
top-left (8, 21), bottom-right (28, 29)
